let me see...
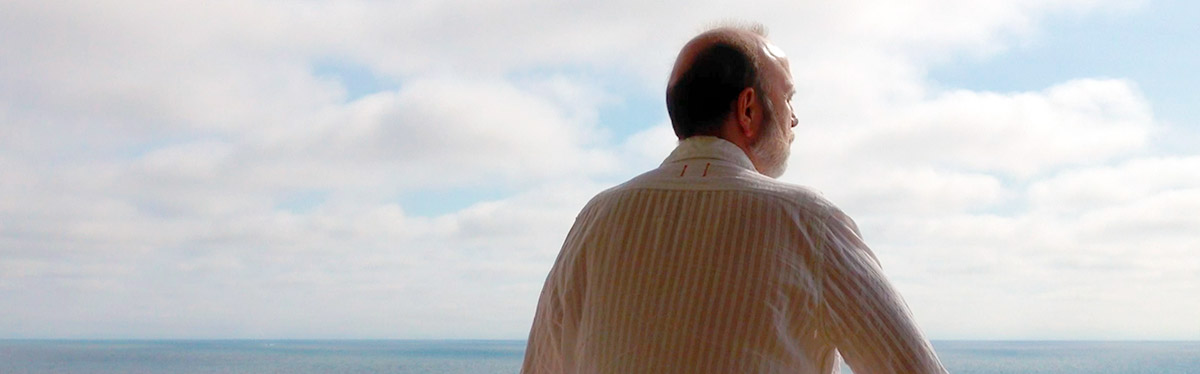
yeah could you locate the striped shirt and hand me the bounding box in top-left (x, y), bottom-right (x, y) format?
top-left (522, 136), bottom-right (946, 373)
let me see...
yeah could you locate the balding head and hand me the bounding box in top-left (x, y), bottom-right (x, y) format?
top-left (666, 25), bottom-right (777, 139)
top-left (666, 24), bottom-right (797, 178)
top-left (667, 26), bottom-right (767, 87)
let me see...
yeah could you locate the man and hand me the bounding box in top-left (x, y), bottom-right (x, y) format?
top-left (522, 25), bottom-right (946, 374)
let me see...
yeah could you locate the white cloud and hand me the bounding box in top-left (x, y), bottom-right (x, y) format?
top-left (790, 79), bottom-right (1154, 187)
top-left (138, 141), bottom-right (237, 180)
top-left (0, 177), bottom-right (603, 338)
top-left (1029, 156), bottom-right (1200, 214)
top-left (848, 155), bottom-right (1200, 340)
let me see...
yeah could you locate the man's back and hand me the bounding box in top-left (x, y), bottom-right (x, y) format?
top-left (522, 137), bottom-right (945, 373)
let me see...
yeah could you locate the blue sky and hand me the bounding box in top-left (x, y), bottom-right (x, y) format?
top-left (1, 0), bottom-right (1197, 340)
top-left (928, 0), bottom-right (1198, 148)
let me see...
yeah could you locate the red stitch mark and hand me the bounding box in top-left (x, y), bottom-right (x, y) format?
top-left (679, 164), bottom-right (688, 177)
top-left (702, 163), bottom-right (710, 177)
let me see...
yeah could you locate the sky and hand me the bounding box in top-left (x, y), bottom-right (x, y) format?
top-left (1, 0), bottom-right (1197, 340)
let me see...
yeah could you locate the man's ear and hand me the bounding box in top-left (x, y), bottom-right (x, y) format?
top-left (735, 87), bottom-right (758, 139)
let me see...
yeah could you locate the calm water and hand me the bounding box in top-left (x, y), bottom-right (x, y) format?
top-left (2, 340), bottom-right (1198, 373)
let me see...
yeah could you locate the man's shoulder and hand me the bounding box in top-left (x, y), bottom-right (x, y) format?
top-left (588, 167), bottom-right (842, 217)
top-left (734, 173), bottom-right (842, 216)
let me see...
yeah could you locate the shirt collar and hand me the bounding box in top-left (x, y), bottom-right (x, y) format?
top-left (661, 136), bottom-right (757, 171)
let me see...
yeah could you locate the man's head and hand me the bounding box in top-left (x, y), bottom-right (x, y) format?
top-left (666, 24), bottom-right (797, 178)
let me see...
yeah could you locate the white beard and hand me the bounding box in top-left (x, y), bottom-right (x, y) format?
top-left (750, 117), bottom-right (791, 178)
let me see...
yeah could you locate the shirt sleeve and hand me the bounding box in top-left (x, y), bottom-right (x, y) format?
top-left (818, 209), bottom-right (947, 374)
top-left (522, 272), bottom-right (565, 374)
top-left (521, 210), bottom-right (591, 374)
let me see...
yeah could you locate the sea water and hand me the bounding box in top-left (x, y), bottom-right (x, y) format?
top-left (930, 341), bottom-right (1200, 374)
top-left (0, 340), bottom-right (523, 374)
top-left (2, 339), bottom-right (1198, 373)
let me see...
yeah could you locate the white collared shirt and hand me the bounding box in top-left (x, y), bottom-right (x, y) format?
top-left (522, 136), bottom-right (946, 373)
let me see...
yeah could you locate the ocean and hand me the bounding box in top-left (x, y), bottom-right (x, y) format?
top-left (1, 339), bottom-right (1198, 373)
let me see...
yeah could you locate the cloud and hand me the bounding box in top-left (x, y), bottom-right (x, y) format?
top-left (0, 179), bottom-right (603, 338)
top-left (1029, 155), bottom-right (1200, 214)
top-left (790, 79), bottom-right (1153, 186)
top-left (834, 156), bottom-right (1200, 340)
